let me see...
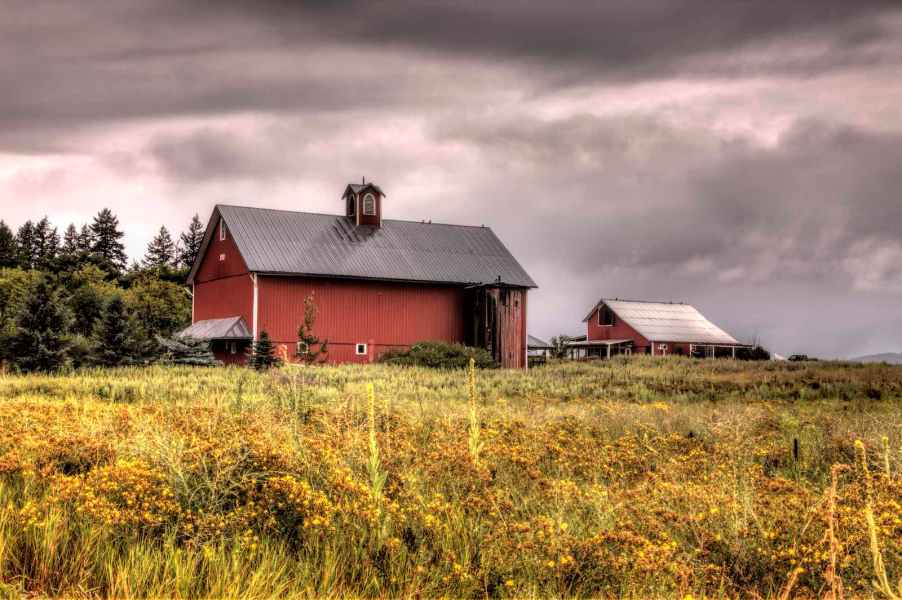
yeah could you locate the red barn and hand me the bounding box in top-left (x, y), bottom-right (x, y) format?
top-left (181, 182), bottom-right (537, 368)
top-left (572, 298), bottom-right (747, 359)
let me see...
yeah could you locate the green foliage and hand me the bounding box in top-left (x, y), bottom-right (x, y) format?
top-left (124, 275), bottom-right (191, 338)
top-left (157, 336), bottom-right (219, 366)
top-left (90, 295), bottom-right (141, 367)
top-left (550, 335), bottom-right (573, 359)
top-left (736, 345), bottom-right (772, 360)
top-left (10, 276), bottom-right (70, 372)
top-left (0, 221), bottom-right (17, 268)
top-left (0, 268), bottom-right (35, 334)
top-left (178, 214), bottom-right (205, 269)
top-left (89, 208), bottom-right (127, 276)
top-left (143, 226), bottom-right (177, 270)
top-left (249, 331), bottom-right (281, 371)
top-left (379, 341), bottom-right (497, 369)
top-left (66, 264), bottom-right (119, 337)
top-left (14, 220), bottom-right (36, 269)
top-left (295, 293), bottom-right (328, 364)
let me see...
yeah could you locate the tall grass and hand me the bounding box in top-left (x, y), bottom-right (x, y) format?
top-left (0, 359), bottom-right (899, 597)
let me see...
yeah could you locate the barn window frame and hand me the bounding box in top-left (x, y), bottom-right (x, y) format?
top-left (362, 193), bottom-right (376, 216)
top-left (229, 341), bottom-right (237, 355)
top-left (296, 340), bottom-right (308, 355)
top-left (219, 219), bottom-right (227, 241)
top-left (355, 343), bottom-right (368, 356)
top-left (598, 305), bottom-right (615, 327)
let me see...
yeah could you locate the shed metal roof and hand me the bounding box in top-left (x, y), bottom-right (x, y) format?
top-left (527, 335), bottom-right (551, 348)
top-left (178, 316), bottom-right (252, 340)
top-left (583, 299), bottom-right (742, 345)
top-left (189, 204), bottom-right (536, 288)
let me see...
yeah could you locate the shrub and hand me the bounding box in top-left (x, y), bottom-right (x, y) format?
top-left (378, 341), bottom-right (496, 369)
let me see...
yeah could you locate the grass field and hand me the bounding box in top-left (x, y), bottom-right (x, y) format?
top-left (0, 358), bottom-right (900, 598)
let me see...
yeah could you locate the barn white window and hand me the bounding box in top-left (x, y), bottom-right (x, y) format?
top-left (219, 219), bottom-right (228, 241)
top-left (598, 305), bottom-right (615, 326)
top-left (363, 193), bottom-right (376, 216)
top-left (229, 342), bottom-right (237, 355)
top-left (355, 343), bottom-right (368, 355)
top-left (296, 340), bottom-right (308, 355)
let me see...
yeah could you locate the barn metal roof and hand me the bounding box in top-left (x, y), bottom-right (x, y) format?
top-left (528, 335), bottom-right (552, 348)
top-left (178, 316), bottom-right (252, 340)
top-left (192, 205), bottom-right (537, 288)
top-left (583, 299), bottom-right (742, 345)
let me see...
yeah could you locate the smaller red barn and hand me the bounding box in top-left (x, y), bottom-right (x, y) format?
top-left (573, 298), bottom-right (748, 359)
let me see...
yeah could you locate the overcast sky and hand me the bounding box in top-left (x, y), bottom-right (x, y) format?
top-left (2, 0), bottom-right (901, 358)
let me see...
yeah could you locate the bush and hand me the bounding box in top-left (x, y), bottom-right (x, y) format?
top-left (378, 341), bottom-right (496, 369)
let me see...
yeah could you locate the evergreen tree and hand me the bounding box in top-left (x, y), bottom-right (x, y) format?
top-left (89, 208), bottom-right (127, 276)
top-left (10, 276), bottom-right (70, 372)
top-left (32, 216), bottom-right (60, 270)
top-left (157, 335), bottom-right (219, 366)
top-left (249, 330), bottom-right (281, 371)
top-left (178, 214), bottom-right (205, 269)
top-left (90, 295), bottom-right (135, 367)
top-left (15, 221), bottom-right (36, 269)
top-left (143, 226), bottom-right (176, 270)
top-left (77, 224), bottom-right (94, 253)
top-left (295, 293), bottom-right (329, 363)
top-left (0, 221), bottom-right (17, 268)
top-left (61, 224), bottom-right (80, 257)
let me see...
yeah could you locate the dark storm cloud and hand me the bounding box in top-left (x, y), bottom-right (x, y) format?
top-left (3, 0), bottom-right (902, 153)
top-left (432, 113), bottom-right (902, 293)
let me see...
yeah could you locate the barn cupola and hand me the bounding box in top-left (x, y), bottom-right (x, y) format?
top-left (343, 178), bottom-right (385, 227)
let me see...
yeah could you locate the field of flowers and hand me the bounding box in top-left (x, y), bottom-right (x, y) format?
top-left (0, 358), bottom-right (900, 598)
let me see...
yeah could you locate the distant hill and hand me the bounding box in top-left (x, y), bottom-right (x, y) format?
top-left (850, 352), bottom-right (902, 364)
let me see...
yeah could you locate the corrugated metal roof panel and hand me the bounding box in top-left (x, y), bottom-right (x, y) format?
top-left (178, 316), bottom-right (252, 340)
top-left (216, 205), bottom-right (537, 288)
top-left (528, 335), bottom-right (551, 348)
top-left (585, 299), bottom-right (741, 345)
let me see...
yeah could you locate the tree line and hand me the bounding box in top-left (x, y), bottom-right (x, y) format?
top-left (0, 210), bottom-right (208, 372)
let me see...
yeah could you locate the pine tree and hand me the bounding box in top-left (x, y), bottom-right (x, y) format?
top-left (295, 293), bottom-right (329, 363)
top-left (89, 208), bottom-right (127, 276)
top-left (61, 224), bottom-right (80, 257)
top-left (77, 224), bottom-right (94, 253)
top-left (250, 330), bottom-right (281, 371)
top-left (32, 216), bottom-right (59, 270)
top-left (143, 226), bottom-right (177, 270)
top-left (0, 221), bottom-right (17, 268)
top-left (10, 276), bottom-right (70, 372)
top-left (15, 221), bottom-right (36, 269)
top-left (90, 295), bottom-right (135, 367)
top-left (157, 335), bottom-right (219, 366)
top-left (178, 214), bottom-right (205, 269)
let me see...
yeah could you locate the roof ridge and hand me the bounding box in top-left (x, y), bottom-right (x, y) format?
top-left (216, 203), bottom-right (494, 230)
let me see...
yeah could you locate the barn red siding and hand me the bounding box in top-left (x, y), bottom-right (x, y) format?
top-left (587, 307), bottom-right (651, 353)
top-left (192, 215), bottom-right (253, 331)
top-left (195, 219), bottom-right (250, 283)
top-left (194, 275), bottom-right (253, 324)
top-left (256, 276), bottom-right (467, 364)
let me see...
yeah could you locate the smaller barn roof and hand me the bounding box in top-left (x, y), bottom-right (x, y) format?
top-left (528, 335), bottom-right (552, 349)
top-left (583, 299), bottom-right (742, 345)
top-left (178, 316), bottom-right (252, 340)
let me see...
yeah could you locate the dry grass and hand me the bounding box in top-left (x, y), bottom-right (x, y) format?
top-left (0, 357), bottom-right (899, 598)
